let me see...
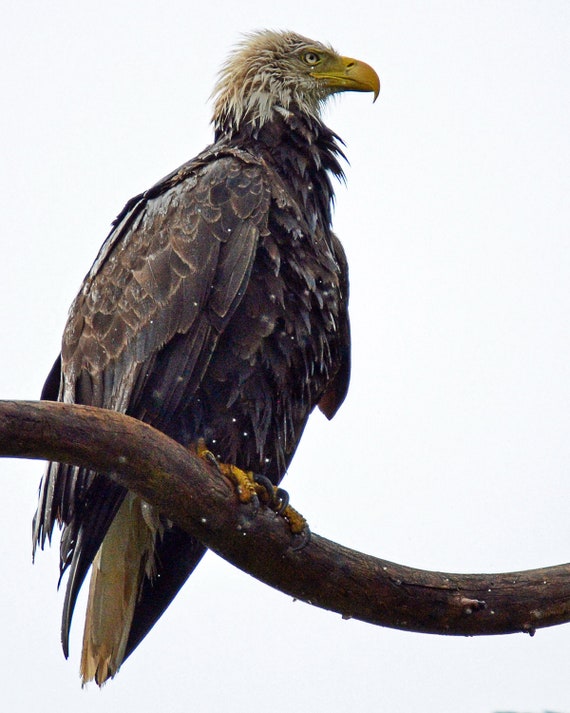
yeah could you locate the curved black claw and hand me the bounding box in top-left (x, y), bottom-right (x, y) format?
top-left (274, 488), bottom-right (289, 515)
top-left (290, 525), bottom-right (311, 552)
top-left (252, 474), bottom-right (309, 546)
top-left (253, 474), bottom-right (277, 505)
top-left (252, 475), bottom-right (290, 513)
top-left (203, 450), bottom-right (221, 470)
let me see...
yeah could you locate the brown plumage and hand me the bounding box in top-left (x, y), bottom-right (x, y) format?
top-left (32, 30), bottom-right (379, 685)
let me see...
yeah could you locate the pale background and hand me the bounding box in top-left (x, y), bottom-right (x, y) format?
top-left (1, 1), bottom-right (569, 711)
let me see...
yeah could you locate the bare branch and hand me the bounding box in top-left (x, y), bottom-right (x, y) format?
top-left (2, 399), bottom-right (570, 637)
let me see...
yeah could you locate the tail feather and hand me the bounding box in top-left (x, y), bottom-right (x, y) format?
top-left (80, 493), bottom-right (158, 686)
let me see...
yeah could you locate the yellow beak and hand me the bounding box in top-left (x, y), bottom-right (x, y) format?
top-left (311, 55), bottom-right (380, 101)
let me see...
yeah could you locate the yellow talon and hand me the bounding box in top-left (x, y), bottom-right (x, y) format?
top-left (281, 503), bottom-right (307, 535)
top-left (218, 463), bottom-right (257, 504)
top-left (194, 439), bottom-right (257, 503)
top-left (195, 438), bottom-right (216, 463)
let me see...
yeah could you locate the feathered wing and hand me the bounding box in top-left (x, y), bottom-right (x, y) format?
top-left (32, 149), bottom-right (272, 682)
top-left (317, 232), bottom-right (351, 420)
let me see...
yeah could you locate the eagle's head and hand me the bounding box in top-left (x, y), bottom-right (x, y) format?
top-left (212, 30), bottom-right (379, 135)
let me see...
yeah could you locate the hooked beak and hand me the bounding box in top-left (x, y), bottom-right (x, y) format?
top-left (311, 55), bottom-right (380, 101)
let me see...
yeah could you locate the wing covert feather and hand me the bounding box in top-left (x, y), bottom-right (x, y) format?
top-left (64, 155), bottom-right (270, 413)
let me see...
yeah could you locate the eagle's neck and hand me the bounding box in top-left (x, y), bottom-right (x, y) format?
top-left (215, 109), bottom-right (346, 229)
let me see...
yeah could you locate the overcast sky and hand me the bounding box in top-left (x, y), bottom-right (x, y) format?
top-left (2, 1), bottom-right (570, 711)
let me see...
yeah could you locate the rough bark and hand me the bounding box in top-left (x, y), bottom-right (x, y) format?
top-left (2, 399), bottom-right (570, 637)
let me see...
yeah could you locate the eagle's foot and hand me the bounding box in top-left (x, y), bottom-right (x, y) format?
top-left (195, 439), bottom-right (257, 504)
top-left (195, 440), bottom-right (310, 546)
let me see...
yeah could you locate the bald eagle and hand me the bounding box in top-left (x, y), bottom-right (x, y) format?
top-left (33, 30), bottom-right (379, 685)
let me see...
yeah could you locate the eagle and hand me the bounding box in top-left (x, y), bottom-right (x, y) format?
top-left (32, 30), bottom-right (379, 685)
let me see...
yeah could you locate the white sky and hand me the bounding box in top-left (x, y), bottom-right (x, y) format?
top-left (1, 1), bottom-right (570, 711)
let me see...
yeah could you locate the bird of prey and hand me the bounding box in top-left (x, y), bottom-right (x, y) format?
top-left (33, 30), bottom-right (379, 685)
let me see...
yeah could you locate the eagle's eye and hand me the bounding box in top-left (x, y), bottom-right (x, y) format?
top-left (303, 51), bottom-right (321, 66)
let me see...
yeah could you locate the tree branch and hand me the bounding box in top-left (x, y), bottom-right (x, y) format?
top-left (3, 399), bottom-right (570, 637)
